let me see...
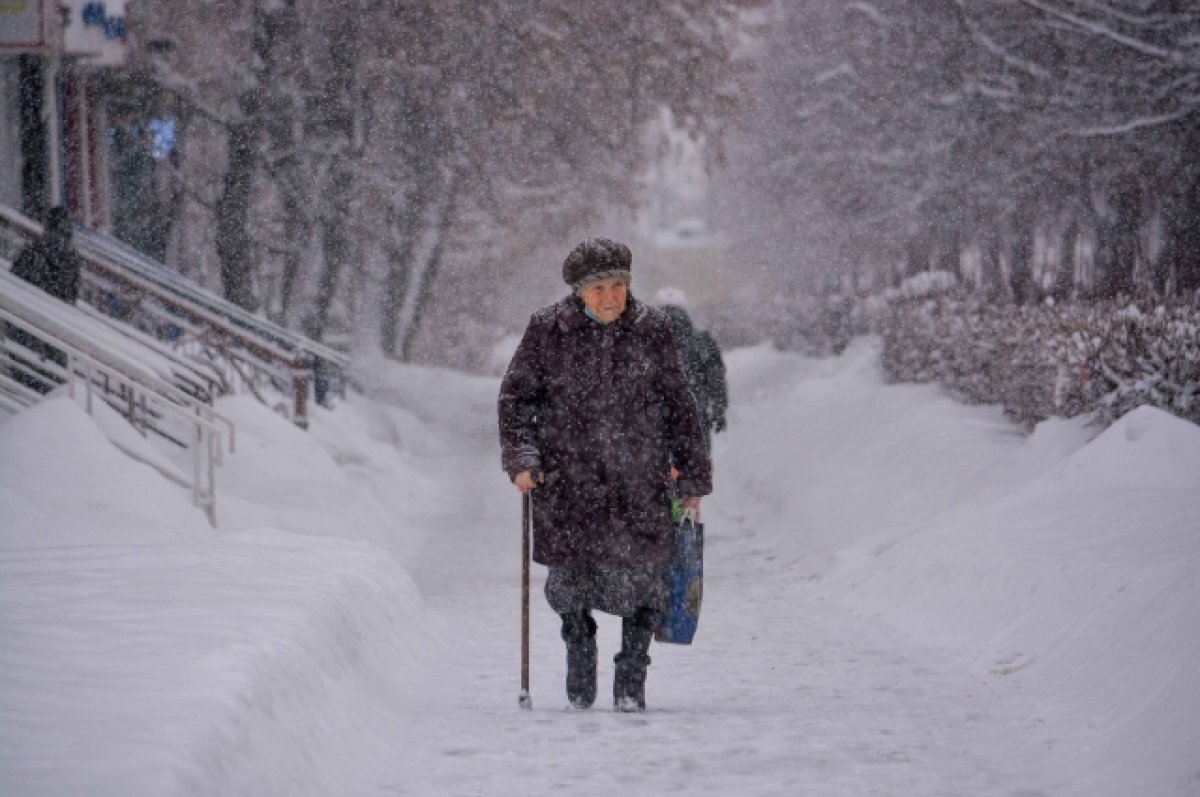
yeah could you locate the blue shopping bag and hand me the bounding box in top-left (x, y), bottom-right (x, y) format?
top-left (655, 512), bottom-right (703, 645)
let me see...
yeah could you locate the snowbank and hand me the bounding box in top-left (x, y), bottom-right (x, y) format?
top-left (0, 393), bottom-right (439, 796)
top-left (0, 398), bottom-right (209, 549)
top-left (823, 405), bottom-right (1200, 796)
top-left (715, 339), bottom-right (1200, 796)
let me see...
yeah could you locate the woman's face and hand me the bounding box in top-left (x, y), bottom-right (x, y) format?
top-left (579, 277), bottom-right (629, 323)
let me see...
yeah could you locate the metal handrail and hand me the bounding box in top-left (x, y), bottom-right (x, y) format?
top-left (76, 265), bottom-right (297, 394)
top-left (0, 274), bottom-right (236, 453)
top-left (0, 304), bottom-right (230, 525)
top-left (73, 225), bottom-right (350, 368)
top-left (0, 204), bottom-right (322, 427)
top-left (74, 301), bottom-right (224, 403)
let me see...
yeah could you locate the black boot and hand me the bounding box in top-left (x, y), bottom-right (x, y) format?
top-left (613, 607), bottom-right (657, 712)
top-left (560, 611), bottom-right (597, 709)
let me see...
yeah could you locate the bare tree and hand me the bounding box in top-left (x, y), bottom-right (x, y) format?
top-left (128, 0), bottom-right (763, 358)
top-left (716, 0), bottom-right (1198, 299)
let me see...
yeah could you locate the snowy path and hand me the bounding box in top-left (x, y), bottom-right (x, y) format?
top-left (348, 363), bottom-right (1057, 796)
top-left (5, 341), bottom-right (1197, 794)
top-left (361, 570), bottom-right (1056, 796)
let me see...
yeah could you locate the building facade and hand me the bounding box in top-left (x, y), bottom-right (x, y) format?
top-left (1, 0), bottom-right (127, 228)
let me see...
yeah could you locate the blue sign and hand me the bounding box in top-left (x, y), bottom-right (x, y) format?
top-left (81, 2), bottom-right (126, 41)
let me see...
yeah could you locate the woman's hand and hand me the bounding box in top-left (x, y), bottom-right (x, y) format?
top-left (680, 496), bottom-right (701, 510)
top-left (514, 471), bottom-right (542, 494)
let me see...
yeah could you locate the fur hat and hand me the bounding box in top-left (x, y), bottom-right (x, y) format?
top-left (562, 238), bottom-right (632, 288)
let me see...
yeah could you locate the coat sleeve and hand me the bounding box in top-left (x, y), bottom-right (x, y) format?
top-left (700, 331), bottom-right (728, 422)
top-left (658, 322), bottom-right (713, 497)
top-left (498, 313), bottom-right (547, 480)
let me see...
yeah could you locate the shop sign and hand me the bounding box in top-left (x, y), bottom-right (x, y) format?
top-left (0, 0), bottom-right (45, 50)
top-left (63, 0), bottom-right (128, 66)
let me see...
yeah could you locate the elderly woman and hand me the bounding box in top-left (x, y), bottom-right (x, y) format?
top-left (498, 238), bottom-right (712, 712)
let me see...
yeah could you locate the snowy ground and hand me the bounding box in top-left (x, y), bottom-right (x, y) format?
top-left (2, 337), bottom-right (1199, 796)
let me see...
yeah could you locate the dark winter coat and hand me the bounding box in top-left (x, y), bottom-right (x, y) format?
top-left (661, 305), bottom-right (728, 434)
top-left (11, 237), bottom-right (81, 304)
top-left (499, 294), bottom-right (712, 569)
top-left (7, 233), bottom-right (79, 391)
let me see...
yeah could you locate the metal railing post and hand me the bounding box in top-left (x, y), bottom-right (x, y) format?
top-left (84, 360), bottom-right (93, 414)
top-left (207, 427), bottom-right (218, 527)
top-left (192, 421), bottom-right (202, 510)
top-left (292, 361), bottom-right (309, 430)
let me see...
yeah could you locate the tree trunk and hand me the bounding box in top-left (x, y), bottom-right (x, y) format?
top-left (213, 0), bottom-right (301, 312)
top-left (275, 188), bottom-right (310, 325)
top-left (1165, 177), bottom-right (1200, 294)
top-left (980, 225), bottom-right (1004, 301)
top-left (934, 224), bottom-right (962, 281)
top-left (307, 163), bottom-right (353, 342)
top-left (1159, 130), bottom-right (1200, 294)
top-left (399, 170), bottom-right (462, 361)
top-left (214, 116), bottom-right (258, 310)
top-left (304, 10), bottom-right (360, 343)
top-left (1095, 179), bottom-right (1140, 298)
top-left (903, 234), bottom-right (931, 278)
top-left (17, 55), bottom-right (49, 220)
top-left (379, 190), bottom-right (428, 357)
top-left (1053, 220), bottom-right (1078, 300)
top-left (1008, 211), bottom-right (1034, 304)
top-left (1112, 181), bottom-right (1141, 295)
top-left (263, 88), bottom-right (306, 325)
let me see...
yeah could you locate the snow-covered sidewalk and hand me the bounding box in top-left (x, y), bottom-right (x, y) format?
top-left (3, 338), bottom-right (1199, 795)
top-left (348, 340), bottom-right (1200, 796)
top-left (354, 521), bottom-right (1060, 795)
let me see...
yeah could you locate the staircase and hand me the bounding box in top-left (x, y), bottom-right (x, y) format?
top-left (1, 204), bottom-right (351, 526)
top-left (0, 204), bottom-right (350, 428)
top-left (1, 271), bottom-right (233, 525)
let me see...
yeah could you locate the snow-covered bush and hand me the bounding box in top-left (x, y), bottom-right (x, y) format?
top-left (878, 294), bottom-right (1200, 428)
top-left (1051, 300), bottom-right (1200, 426)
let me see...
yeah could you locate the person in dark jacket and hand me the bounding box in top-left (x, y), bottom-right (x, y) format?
top-left (11, 206), bottom-right (82, 304)
top-left (653, 287), bottom-right (728, 447)
top-left (498, 238), bottom-right (712, 712)
top-left (7, 207), bottom-right (81, 392)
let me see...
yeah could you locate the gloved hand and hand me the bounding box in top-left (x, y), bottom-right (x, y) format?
top-left (712, 415), bottom-right (727, 433)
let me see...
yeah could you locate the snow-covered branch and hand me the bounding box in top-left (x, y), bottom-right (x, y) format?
top-left (1020, 0), bottom-right (1190, 64)
top-left (1068, 107), bottom-right (1197, 138)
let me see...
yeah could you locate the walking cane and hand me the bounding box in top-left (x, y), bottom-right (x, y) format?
top-left (519, 491), bottom-right (532, 710)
